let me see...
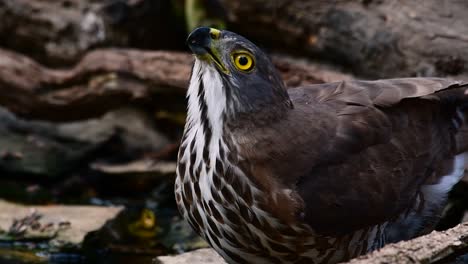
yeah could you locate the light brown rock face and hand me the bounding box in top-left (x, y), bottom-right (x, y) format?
top-left (156, 248), bottom-right (226, 264)
top-left (0, 200), bottom-right (123, 245)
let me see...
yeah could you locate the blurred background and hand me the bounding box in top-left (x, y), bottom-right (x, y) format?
top-left (0, 0), bottom-right (468, 263)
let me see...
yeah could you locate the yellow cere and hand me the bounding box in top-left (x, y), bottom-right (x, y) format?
top-left (209, 28), bottom-right (221, 40)
top-left (232, 52), bottom-right (255, 72)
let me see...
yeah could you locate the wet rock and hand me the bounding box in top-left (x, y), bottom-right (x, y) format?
top-left (0, 248), bottom-right (47, 264)
top-left (0, 200), bottom-right (123, 246)
top-left (160, 215), bottom-right (208, 253)
top-left (156, 248), bottom-right (225, 264)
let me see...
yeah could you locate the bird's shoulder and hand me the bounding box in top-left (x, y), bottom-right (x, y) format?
top-left (288, 77), bottom-right (464, 108)
top-left (281, 78), bottom-right (466, 163)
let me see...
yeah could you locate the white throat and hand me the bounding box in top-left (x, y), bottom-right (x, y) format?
top-left (184, 59), bottom-right (228, 175)
top-left (187, 60), bottom-right (226, 136)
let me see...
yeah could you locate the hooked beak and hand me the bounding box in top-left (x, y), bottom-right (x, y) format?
top-left (186, 27), bottom-right (229, 74)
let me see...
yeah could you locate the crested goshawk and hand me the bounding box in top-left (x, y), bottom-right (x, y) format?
top-left (175, 27), bottom-right (468, 264)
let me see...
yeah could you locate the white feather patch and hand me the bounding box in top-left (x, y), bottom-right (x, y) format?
top-left (422, 153), bottom-right (466, 205)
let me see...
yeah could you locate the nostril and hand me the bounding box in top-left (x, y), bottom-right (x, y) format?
top-left (210, 32), bottom-right (217, 40)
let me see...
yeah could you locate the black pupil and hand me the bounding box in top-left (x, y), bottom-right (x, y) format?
top-left (238, 56), bottom-right (248, 66)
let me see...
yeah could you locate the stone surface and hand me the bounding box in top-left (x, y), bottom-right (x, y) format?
top-left (156, 248), bottom-right (225, 264)
top-left (0, 107), bottom-right (170, 178)
top-left (0, 107), bottom-right (103, 178)
top-left (58, 107), bottom-right (170, 153)
top-left (0, 200), bottom-right (123, 246)
top-left (220, 0), bottom-right (468, 80)
top-left (0, 47), bottom-right (350, 122)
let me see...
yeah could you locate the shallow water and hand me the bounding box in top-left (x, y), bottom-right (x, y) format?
top-left (0, 175), bottom-right (205, 264)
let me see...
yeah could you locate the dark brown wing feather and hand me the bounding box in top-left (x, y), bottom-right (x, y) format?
top-left (231, 78), bottom-right (468, 236)
top-left (293, 78), bottom-right (468, 235)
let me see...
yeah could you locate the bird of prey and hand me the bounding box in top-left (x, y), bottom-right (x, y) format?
top-left (175, 27), bottom-right (468, 264)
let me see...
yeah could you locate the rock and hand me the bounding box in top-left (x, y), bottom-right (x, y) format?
top-left (58, 107), bottom-right (170, 153)
top-left (0, 248), bottom-right (47, 264)
top-left (0, 48), bottom-right (190, 121)
top-left (0, 0), bottom-right (187, 66)
top-left (0, 47), bottom-right (351, 122)
top-left (0, 107), bottom-right (105, 178)
top-left (159, 216), bottom-right (208, 253)
top-left (91, 159), bottom-right (176, 176)
top-left (0, 200), bottom-right (123, 247)
top-left (219, 0), bottom-right (468, 79)
top-left (0, 106), bottom-right (170, 179)
top-left (156, 248), bottom-right (225, 264)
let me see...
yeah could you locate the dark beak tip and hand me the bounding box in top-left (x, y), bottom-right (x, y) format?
top-left (187, 27), bottom-right (211, 41)
top-left (186, 27), bottom-right (213, 54)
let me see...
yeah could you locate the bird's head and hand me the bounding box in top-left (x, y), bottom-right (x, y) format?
top-left (186, 27), bottom-right (291, 118)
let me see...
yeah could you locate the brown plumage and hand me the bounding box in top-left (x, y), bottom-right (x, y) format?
top-left (175, 27), bottom-right (468, 264)
top-left (233, 78), bottom-right (466, 233)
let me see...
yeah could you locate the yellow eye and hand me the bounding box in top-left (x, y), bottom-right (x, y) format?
top-left (232, 52), bottom-right (254, 72)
